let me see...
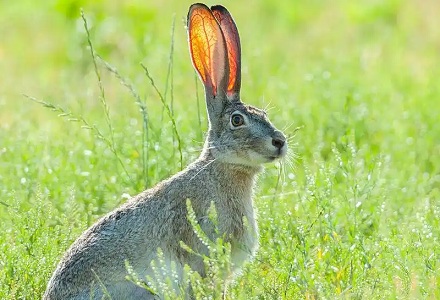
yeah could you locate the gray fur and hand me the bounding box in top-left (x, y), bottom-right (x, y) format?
top-left (44, 4), bottom-right (287, 299)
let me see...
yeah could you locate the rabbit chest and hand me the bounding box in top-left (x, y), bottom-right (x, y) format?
top-left (229, 202), bottom-right (259, 269)
top-left (213, 183), bottom-right (259, 268)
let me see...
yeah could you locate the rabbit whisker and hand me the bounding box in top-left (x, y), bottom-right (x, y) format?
top-left (262, 101), bottom-right (275, 114)
top-left (291, 125), bottom-right (304, 135)
top-left (286, 135), bottom-right (296, 142)
top-left (187, 146), bottom-right (217, 153)
top-left (189, 158), bottom-right (217, 181)
top-left (282, 122), bottom-right (295, 132)
top-left (284, 148), bottom-right (297, 172)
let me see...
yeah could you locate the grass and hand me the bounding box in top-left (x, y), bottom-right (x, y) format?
top-left (1, 0), bottom-right (440, 298)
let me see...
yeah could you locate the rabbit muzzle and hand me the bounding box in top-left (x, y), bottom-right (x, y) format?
top-left (265, 130), bottom-right (288, 162)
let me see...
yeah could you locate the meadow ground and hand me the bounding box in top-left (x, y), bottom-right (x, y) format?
top-left (1, 0), bottom-right (439, 299)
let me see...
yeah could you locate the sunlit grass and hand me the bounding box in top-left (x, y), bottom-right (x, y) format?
top-left (1, 0), bottom-right (439, 298)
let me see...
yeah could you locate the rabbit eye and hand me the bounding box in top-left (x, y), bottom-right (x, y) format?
top-left (231, 114), bottom-right (245, 127)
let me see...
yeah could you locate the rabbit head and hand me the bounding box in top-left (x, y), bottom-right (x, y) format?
top-left (188, 4), bottom-right (287, 168)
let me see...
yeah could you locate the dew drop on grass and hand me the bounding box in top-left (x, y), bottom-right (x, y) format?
top-left (322, 71), bottom-right (331, 80)
top-left (130, 118), bottom-right (138, 126)
top-left (84, 149), bottom-right (93, 156)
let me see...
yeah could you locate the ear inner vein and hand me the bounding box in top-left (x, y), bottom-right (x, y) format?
top-left (188, 6), bottom-right (229, 96)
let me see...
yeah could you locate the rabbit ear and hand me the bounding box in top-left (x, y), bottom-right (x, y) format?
top-left (187, 3), bottom-right (229, 100)
top-left (211, 5), bottom-right (241, 101)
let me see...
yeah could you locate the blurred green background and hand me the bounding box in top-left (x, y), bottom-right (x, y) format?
top-left (1, 0), bottom-right (439, 298)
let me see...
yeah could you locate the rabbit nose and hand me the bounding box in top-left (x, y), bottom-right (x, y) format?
top-left (272, 137), bottom-right (285, 150)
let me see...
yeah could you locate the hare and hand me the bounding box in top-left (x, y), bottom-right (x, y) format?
top-left (44, 3), bottom-right (287, 300)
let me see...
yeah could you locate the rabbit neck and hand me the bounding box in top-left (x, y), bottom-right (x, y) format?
top-left (192, 148), bottom-right (260, 264)
top-left (199, 148), bottom-right (261, 175)
top-left (194, 148), bottom-right (260, 210)
top-left (199, 135), bottom-right (263, 176)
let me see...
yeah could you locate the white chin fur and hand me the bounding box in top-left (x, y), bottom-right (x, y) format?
top-left (215, 150), bottom-right (275, 167)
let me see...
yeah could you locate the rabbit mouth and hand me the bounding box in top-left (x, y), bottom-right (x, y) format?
top-left (267, 152), bottom-right (285, 161)
top-left (266, 148), bottom-right (287, 162)
top-left (268, 155), bottom-right (282, 161)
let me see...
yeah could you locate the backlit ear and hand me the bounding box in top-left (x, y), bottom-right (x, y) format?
top-left (187, 3), bottom-right (229, 97)
top-left (211, 5), bottom-right (241, 100)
